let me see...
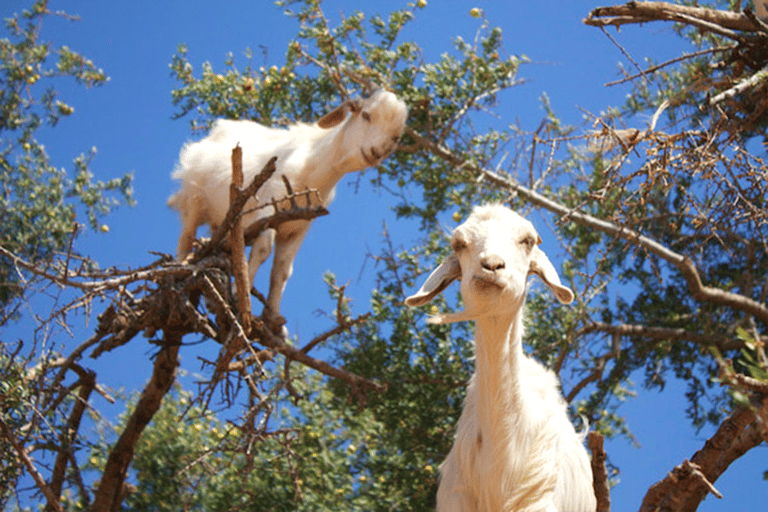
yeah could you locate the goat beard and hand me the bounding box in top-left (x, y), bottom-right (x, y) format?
top-left (426, 303), bottom-right (494, 324)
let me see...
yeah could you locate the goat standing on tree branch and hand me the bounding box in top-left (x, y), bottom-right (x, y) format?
top-left (168, 86), bottom-right (408, 326)
top-left (406, 204), bottom-right (596, 512)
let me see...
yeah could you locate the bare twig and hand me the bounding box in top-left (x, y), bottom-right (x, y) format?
top-left (0, 244), bottom-right (191, 293)
top-left (299, 312), bottom-right (371, 356)
top-left (0, 418), bottom-right (63, 512)
top-left (201, 274), bottom-right (252, 381)
top-left (242, 197), bottom-right (329, 243)
top-left (565, 333), bottom-right (621, 403)
top-left (250, 320), bottom-right (385, 394)
top-left (47, 370), bottom-right (95, 512)
top-left (578, 321), bottom-right (745, 352)
top-left (605, 46), bottom-right (734, 87)
top-left (708, 63), bottom-right (768, 105)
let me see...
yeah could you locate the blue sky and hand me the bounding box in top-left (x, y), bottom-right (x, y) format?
top-left (2, 0), bottom-right (766, 510)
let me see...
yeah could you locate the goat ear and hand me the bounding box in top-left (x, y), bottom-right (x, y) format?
top-left (405, 252), bottom-right (461, 307)
top-left (529, 247), bottom-right (574, 304)
top-left (317, 104), bottom-right (348, 129)
top-left (316, 99), bottom-right (364, 128)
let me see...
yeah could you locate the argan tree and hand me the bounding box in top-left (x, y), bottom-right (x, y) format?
top-left (1, 1), bottom-right (765, 511)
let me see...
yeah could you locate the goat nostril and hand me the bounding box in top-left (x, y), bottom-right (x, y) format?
top-left (481, 255), bottom-right (505, 272)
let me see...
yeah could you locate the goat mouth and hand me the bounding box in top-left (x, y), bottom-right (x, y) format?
top-left (471, 275), bottom-right (505, 291)
top-left (361, 148), bottom-right (380, 166)
top-left (361, 147), bottom-right (394, 166)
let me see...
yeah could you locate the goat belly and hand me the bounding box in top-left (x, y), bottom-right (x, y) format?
top-left (275, 219), bottom-right (310, 242)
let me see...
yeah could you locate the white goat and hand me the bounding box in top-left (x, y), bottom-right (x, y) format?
top-left (168, 89), bottom-right (408, 323)
top-left (406, 204), bottom-right (596, 512)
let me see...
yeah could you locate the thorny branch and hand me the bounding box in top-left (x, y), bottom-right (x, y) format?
top-left (585, 1), bottom-right (768, 122)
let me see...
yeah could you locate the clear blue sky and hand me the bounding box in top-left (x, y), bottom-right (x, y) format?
top-left (2, 1), bottom-right (765, 510)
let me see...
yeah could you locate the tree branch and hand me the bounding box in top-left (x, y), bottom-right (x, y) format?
top-left (0, 418), bottom-right (63, 512)
top-left (195, 156), bottom-right (278, 261)
top-left (566, 333), bottom-right (621, 403)
top-left (46, 370), bottom-right (95, 512)
top-left (579, 321), bottom-right (746, 352)
top-left (639, 404), bottom-right (765, 512)
top-left (90, 334), bottom-right (181, 512)
top-left (605, 46), bottom-right (734, 87)
top-left (584, 2), bottom-right (764, 35)
top-left (250, 320), bottom-right (385, 394)
top-left (229, 144), bottom-right (252, 332)
top-left (407, 127), bottom-right (768, 325)
top-left (708, 63), bottom-right (768, 106)
top-left (588, 432), bottom-right (611, 512)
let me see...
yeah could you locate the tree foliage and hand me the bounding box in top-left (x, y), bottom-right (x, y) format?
top-left (0, 0), bottom-right (134, 316)
top-left (1, 1), bottom-right (766, 511)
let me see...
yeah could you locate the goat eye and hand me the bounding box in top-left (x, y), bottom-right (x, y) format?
top-left (361, 111), bottom-right (371, 122)
top-left (451, 238), bottom-right (467, 252)
top-left (520, 236), bottom-right (536, 249)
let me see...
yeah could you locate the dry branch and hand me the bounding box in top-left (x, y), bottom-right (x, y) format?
top-left (588, 432), bottom-right (611, 512)
top-left (251, 319), bottom-right (385, 394)
top-left (640, 459), bottom-right (722, 512)
top-left (565, 333), bottom-right (621, 403)
top-left (709, 63), bottom-right (768, 105)
top-left (194, 155), bottom-right (278, 261)
top-left (578, 322), bottom-right (745, 352)
top-left (90, 336), bottom-right (181, 512)
top-left (241, 190), bottom-right (329, 243)
top-left (584, 2), bottom-right (765, 34)
top-left (47, 369), bottom-right (95, 511)
top-left (229, 144), bottom-right (252, 331)
top-left (639, 404), bottom-right (765, 512)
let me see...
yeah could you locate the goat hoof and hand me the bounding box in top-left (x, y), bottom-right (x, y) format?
top-left (262, 311), bottom-right (287, 336)
top-left (178, 252), bottom-right (195, 265)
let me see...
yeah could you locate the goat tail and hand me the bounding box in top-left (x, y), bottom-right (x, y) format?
top-left (167, 190), bottom-right (181, 211)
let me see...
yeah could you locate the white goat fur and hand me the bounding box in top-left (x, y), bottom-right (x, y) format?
top-left (168, 89), bottom-right (408, 319)
top-left (406, 204), bottom-right (596, 512)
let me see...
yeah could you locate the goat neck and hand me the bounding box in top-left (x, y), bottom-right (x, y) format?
top-left (471, 302), bottom-right (527, 435)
